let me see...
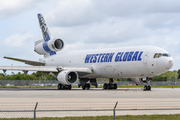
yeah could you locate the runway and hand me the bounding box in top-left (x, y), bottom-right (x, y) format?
top-left (0, 88), bottom-right (180, 118)
top-left (0, 87), bottom-right (179, 98)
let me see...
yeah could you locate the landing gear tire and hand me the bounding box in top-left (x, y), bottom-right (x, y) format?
top-left (67, 85), bottom-right (72, 90)
top-left (103, 83), bottom-right (107, 90)
top-left (143, 85), bottom-right (147, 91)
top-left (58, 84), bottom-right (71, 90)
top-left (82, 84), bottom-right (86, 90)
top-left (58, 84), bottom-right (63, 90)
top-left (147, 85), bottom-right (151, 91)
top-left (107, 83), bottom-right (111, 89)
top-left (114, 83), bottom-right (117, 90)
top-left (82, 83), bottom-right (91, 90)
top-left (144, 85), bottom-right (151, 91)
top-left (103, 83), bottom-right (117, 90)
top-left (86, 83), bottom-right (90, 90)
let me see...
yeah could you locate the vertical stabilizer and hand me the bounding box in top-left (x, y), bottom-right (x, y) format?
top-left (37, 13), bottom-right (52, 42)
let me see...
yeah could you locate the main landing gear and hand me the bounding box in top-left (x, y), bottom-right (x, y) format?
top-left (57, 83), bottom-right (71, 90)
top-left (103, 78), bottom-right (117, 90)
top-left (78, 78), bottom-right (98, 90)
top-left (143, 85), bottom-right (151, 91)
top-left (82, 83), bottom-right (90, 90)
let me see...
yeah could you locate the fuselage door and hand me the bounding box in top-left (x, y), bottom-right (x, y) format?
top-left (143, 52), bottom-right (149, 64)
top-left (143, 52), bottom-right (149, 75)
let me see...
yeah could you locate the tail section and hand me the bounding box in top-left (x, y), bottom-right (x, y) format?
top-left (34, 13), bottom-right (64, 57)
top-left (37, 13), bottom-right (52, 42)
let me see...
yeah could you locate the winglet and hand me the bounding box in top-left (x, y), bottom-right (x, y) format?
top-left (37, 13), bottom-right (52, 42)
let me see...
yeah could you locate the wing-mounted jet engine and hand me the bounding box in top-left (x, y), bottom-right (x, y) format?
top-left (57, 70), bottom-right (78, 85)
top-left (130, 77), bottom-right (152, 91)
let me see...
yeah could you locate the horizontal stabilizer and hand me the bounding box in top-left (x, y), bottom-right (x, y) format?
top-left (4, 56), bottom-right (45, 66)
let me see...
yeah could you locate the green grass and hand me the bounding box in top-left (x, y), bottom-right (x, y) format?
top-left (0, 85), bottom-right (180, 89)
top-left (1, 114), bottom-right (180, 120)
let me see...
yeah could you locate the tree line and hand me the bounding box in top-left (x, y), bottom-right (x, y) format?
top-left (0, 72), bottom-right (56, 80)
top-left (0, 70), bottom-right (179, 81)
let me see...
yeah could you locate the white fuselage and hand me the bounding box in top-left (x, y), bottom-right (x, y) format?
top-left (45, 46), bottom-right (174, 79)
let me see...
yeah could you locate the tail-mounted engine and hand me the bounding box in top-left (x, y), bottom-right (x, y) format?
top-left (34, 38), bottom-right (64, 55)
top-left (130, 77), bottom-right (151, 85)
top-left (57, 70), bottom-right (78, 85)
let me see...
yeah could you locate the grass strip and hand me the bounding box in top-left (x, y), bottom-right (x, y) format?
top-left (1, 114), bottom-right (180, 120)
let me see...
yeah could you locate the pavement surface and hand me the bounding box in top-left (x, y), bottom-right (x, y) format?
top-left (0, 87), bottom-right (180, 118)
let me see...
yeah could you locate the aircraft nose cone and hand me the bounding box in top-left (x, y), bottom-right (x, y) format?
top-left (166, 59), bottom-right (174, 69)
top-left (169, 60), bottom-right (174, 68)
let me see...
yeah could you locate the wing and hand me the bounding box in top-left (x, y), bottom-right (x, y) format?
top-left (4, 56), bottom-right (45, 66)
top-left (2, 57), bottom-right (92, 76)
top-left (0, 66), bottom-right (92, 75)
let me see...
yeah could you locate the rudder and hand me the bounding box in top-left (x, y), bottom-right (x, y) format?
top-left (37, 13), bottom-right (52, 42)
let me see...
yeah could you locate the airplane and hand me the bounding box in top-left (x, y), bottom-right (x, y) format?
top-left (0, 13), bottom-right (174, 91)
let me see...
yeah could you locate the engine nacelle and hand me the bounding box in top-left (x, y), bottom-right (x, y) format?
top-left (57, 70), bottom-right (78, 85)
top-left (34, 38), bottom-right (64, 55)
top-left (130, 77), bottom-right (151, 85)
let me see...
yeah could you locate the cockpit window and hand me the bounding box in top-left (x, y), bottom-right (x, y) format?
top-left (154, 53), bottom-right (159, 58)
top-left (158, 53), bottom-right (162, 57)
top-left (153, 53), bottom-right (171, 58)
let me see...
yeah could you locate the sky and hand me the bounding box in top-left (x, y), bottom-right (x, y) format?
top-left (0, 0), bottom-right (180, 73)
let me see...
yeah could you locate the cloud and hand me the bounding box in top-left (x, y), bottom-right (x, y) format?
top-left (142, 13), bottom-right (180, 30)
top-left (95, 0), bottom-right (180, 16)
top-left (3, 32), bottom-right (33, 47)
top-left (44, 0), bottom-right (180, 47)
top-left (0, 0), bottom-right (43, 20)
top-left (45, 0), bottom-right (180, 27)
top-left (0, 31), bottom-right (40, 65)
top-left (46, 0), bottom-right (105, 27)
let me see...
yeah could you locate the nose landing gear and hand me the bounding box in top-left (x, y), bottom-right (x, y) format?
top-left (140, 77), bottom-right (152, 91)
top-left (143, 85), bottom-right (151, 91)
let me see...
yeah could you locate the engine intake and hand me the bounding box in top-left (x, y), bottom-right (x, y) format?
top-left (52, 38), bottom-right (64, 50)
top-left (57, 70), bottom-right (78, 85)
top-left (34, 38), bottom-right (64, 55)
